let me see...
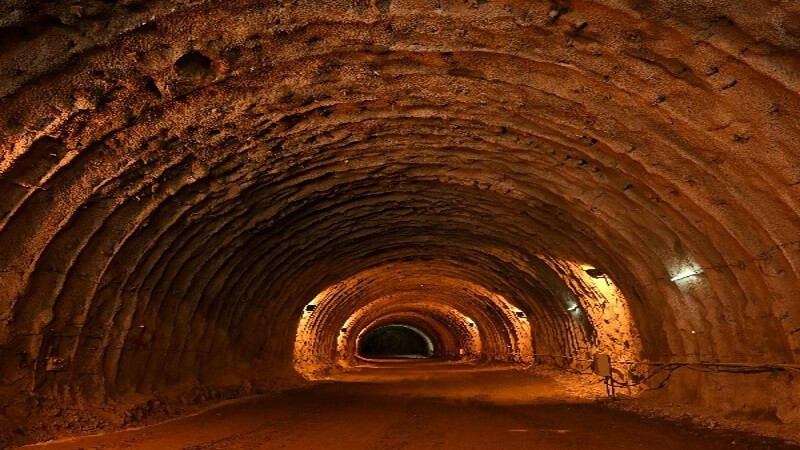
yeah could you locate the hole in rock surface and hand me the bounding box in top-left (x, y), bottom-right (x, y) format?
top-left (174, 50), bottom-right (213, 79)
top-left (1, 1), bottom-right (799, 448)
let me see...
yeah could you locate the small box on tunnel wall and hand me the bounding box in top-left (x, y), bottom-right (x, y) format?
top-left (591, 354), bottom-right (611, 377)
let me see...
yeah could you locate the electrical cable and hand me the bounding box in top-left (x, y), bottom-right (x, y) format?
top-left (530, 353), bottom-right (800, 395)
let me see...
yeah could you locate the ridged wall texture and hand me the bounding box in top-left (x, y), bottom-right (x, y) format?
top-left (1, 0), bottom-right (799, 443)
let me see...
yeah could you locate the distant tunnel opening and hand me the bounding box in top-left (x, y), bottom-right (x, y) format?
top-left (358, 324), bottom-right (435, 359)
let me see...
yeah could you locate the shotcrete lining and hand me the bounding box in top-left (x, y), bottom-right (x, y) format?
top-left (1, 0), bottom-right (799, 440)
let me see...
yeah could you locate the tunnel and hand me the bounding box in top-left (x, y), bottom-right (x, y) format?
top-left (0, 0), bottom-right (799, 448)
top-left (358, 324), bottom-right (435, 359)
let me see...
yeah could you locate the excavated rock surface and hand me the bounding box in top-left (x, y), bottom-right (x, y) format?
top-left (1, 0), bottom-right (799, 445)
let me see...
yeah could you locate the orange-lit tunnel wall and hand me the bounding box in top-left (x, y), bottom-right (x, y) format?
top-left (293, 260), bottom-right (638, 379)
top-left (344, 305), bottom-right (481, 361)
top-left (2, 0), bottom-right (800, 442)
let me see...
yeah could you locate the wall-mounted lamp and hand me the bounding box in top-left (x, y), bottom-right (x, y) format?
top-left (582, 266), bottom-right (612, 286)
top-left (670, 269), bottom-right (703, 282)
top-left (583, 267), bottom-right (606, 279)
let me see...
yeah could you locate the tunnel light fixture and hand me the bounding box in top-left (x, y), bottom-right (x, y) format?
top-left (510, 307), bottom-right (528, 321)
top-left (567, 305), bottom-right (580, 312)
top-left (305, 304), bottom-right (317, 312)
top-left (583, 267), bottom-right (606, 279)
top-left (670, 269), bottom-right (703, 282)
top-left (582, 265), bottom-right (612, 286)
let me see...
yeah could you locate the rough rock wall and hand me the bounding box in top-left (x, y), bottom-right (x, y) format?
top-left (1, 0), bottom-right (799, 443)
top-left (293, 262), bottom-right (544, 378)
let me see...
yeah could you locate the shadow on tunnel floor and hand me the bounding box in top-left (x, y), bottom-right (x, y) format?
top-left (22, 364), bottom-right (800, 450)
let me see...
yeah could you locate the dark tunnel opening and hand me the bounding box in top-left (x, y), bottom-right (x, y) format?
top-left (358, 324), bottom-right (435, 359)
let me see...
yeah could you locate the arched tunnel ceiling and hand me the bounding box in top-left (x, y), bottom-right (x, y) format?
top-left (1, 0), bottom-right (800, 434)
top-left (293, 263), bottom-right (542, 377)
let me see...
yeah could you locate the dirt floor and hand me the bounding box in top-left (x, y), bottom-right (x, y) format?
top-left (22, 362), bottom-right (799, 449)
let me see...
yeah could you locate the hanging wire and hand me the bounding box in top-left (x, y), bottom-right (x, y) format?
top-left (530, 353), bottom-right (800, 397)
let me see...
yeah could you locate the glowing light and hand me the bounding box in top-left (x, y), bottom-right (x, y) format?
top-left (670, 269), bottom-right (703, 282)
top-left (582, 266), bottom-right (606, 279)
